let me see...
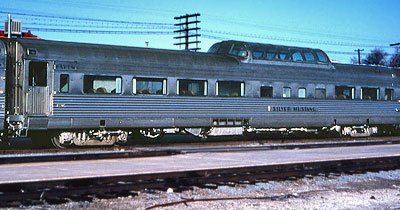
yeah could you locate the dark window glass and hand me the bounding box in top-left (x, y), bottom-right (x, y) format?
top-left (361, 87), bottom-right (379, 100)
top-left (178, 80), bottom-right (206, 96)
top-left (385, 89), bottom-right (394, 100)
top-left (260, 86), bottom-right (273, 98)
top-left (291, 50), bottom-right (304, 62)
top-left (315, 88), bottom-right (326, 99)
top-left (29, 61), bottom-right (47, 86)
top-left (134, 78), bottom-right (166, 95)
top-left (278, 48), bottom-right (291, 61)
top-left (217, 81), bottom-right (244, 97)
top-left (335, 86), bottom-right (354, 100)
top-left (84, 75), bottom-right (122, 94)
top-left (60, 74), bottom-right (69, 93)
top-left (266, 49), bottom-right (278, 60)
top-left (217, 43), bottom-right (232, 54)
top-left (303, 51), bottom-right (316, 62)
top-left (229, 43), bottom-right (248, 57)
top-left (252, 47), bottom-right (265, 59)
top-left (208, 43), bottom-right (220, 53)
top-left (316, 51), bottom-right (328, 63)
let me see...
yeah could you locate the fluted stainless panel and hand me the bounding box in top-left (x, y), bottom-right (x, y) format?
top-left (28, 87), bottom-right (51, 115)
top-left (52, 95), bottom-right (400, 118)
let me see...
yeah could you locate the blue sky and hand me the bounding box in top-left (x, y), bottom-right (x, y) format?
top-left (1, 0), bottom-right (399, 63)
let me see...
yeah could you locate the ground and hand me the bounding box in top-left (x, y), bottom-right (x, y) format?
top-left (6, 169), bottom-right (400, 210)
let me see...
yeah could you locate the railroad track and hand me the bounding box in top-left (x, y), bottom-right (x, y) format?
top-left (0, 144), bottom-right (400, 207)
top-left (1, 156), bottom-right (399, 207)
top-left (0, 138), bottom-right (399, 164)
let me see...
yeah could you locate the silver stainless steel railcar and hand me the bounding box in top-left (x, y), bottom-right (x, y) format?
top-left (1, 38), bottom-right (400, 147)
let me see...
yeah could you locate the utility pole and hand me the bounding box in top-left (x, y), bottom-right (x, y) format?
top-left (354, 49), bottom-right (364, 64)
top-left (174, 13), bottom-right (200, 51)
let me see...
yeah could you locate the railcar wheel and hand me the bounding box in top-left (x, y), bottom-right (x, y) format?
top-left (131, 128), bottom-right (164, 141)
top-left (139, 128), bottom-right (164, 140)
top-left (50, 132), bottom-right (74, 148)
top-left (51, 136), bottom-right (66, 149)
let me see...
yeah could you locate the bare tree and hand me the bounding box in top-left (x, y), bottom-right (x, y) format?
top-left (350, 56), bottom-right (358, 64)
top-left (389, 47), bottom-right (400, 68)
top-left (362, 48), bottom-right (388, 66)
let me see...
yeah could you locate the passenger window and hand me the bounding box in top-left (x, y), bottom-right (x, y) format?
top-left (361, 87), bottom-right (379, 100)
top-left (291, 50), bottom-right (304, 62)
top-left (385, 89), bottom-right (394, 100)
top-left (217, 43), bottom-right (232, 54)
top-left (177, 80), bottom-right (207, 96)
top-left (229, 43), bottom-right (248, 57)
top-left (252, 47), bottom-right (265, 59)
top-left (60, 74), bottom-right (69, 93)
top-left (133, 78), bottom-right (166, 95)
top-left (298, 88), bottom-right (306, 98)
top-left (278, 49), bottom-right (291, 61)
top-left (208, 43), bottom-right (221, 53)
top-left (84, 75), bottom-right (122, 94)
top-left (316, 51), bottom-right (328, 63)
top-left (266, 49), bottom-right (278, 60)
top-left (315, 88), bottom-right (326, 99)
top-left (335, 86), bottom-right (355, 100)
top-left (216, 81), bottom-right (244, 97)
top-left (283, 87), bottom-right (291, 98)
top-left (260, 86), bottom-right (273, 98)
top-left (29, 61), bottom-right (47, 86)
top-left (303, 51), bottom-right (316, 62)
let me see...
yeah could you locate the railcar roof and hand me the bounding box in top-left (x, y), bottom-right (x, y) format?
top-left (1, 38), bottom-right (239, 67)
top-left (223, 40), bottom-right (323, 51)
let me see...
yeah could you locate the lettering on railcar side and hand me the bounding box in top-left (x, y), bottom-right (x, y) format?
top-left (268, 106), bottom-right (318, 112)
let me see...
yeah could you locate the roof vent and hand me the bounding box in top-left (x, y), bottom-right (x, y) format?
top-left (5, 19), bottom-right (22, 37)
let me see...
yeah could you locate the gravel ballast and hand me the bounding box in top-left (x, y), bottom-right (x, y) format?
top-left (6, 169), bottom-right (400, 209)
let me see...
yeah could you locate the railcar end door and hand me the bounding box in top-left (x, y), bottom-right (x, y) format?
top-left (26, 60), bottom-right (53, 116)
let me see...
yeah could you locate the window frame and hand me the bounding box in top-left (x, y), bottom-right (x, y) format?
top-left (290, 49), bottom-right (305, 62)
top-left (298, 88), bottom-right (306, 98)
top-left (384, 88), bottom-right (394, 101)
top-left (303, 50), bottom-right (317, 63)
top-left (266, 48), bottom-right (278, 60)
top-left (59, 74), bottom-right (69, 93)
top-left (260, 86), bottom-right (273, 98)
top-left (316, 51), bottom-right (329, 63)
top-left (133, 77), bottom-right (167, 95)
top-left (361, 87), bottom-right (380, 101)
top-left (335, 86), bottom-right (355, 100)
top-left (83, 75), bottom-right (122, 94)
top-left (283, 87), bottom-right (291, 98)
top-left (216, 81), bottom-right (245, 97)
top-left (315, 88), bottom-right (326, 99)
top-left (28, 61), bottom-right (48, 87)
top-left (278, 48), bottom-right (291, 61)
top-left (177, 79), bottom-right (208, 96)
top-left (251, 47), bottom-right (266, 60)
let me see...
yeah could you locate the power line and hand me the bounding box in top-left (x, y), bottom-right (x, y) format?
top-left (1, 11), bottom-right (395, 51)
top-left (0, 10), bottom-right (172, 26)
top-left (22, 27), bottom-right (174, 35)
top-left (201, 15), bottom-right (393, 44)
top-left (22, 21), bottom-right (175, 30)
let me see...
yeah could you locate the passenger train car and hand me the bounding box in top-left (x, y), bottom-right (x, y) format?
top-left (1, 38), bottom-right (399, 147)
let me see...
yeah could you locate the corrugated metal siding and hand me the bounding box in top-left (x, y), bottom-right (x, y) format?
top-left (0, 96), bottom-right (4, 114)
top-left (28, 87), bottom-right (51, 115)
top-left (52, 95), bottom-right (400, 118)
